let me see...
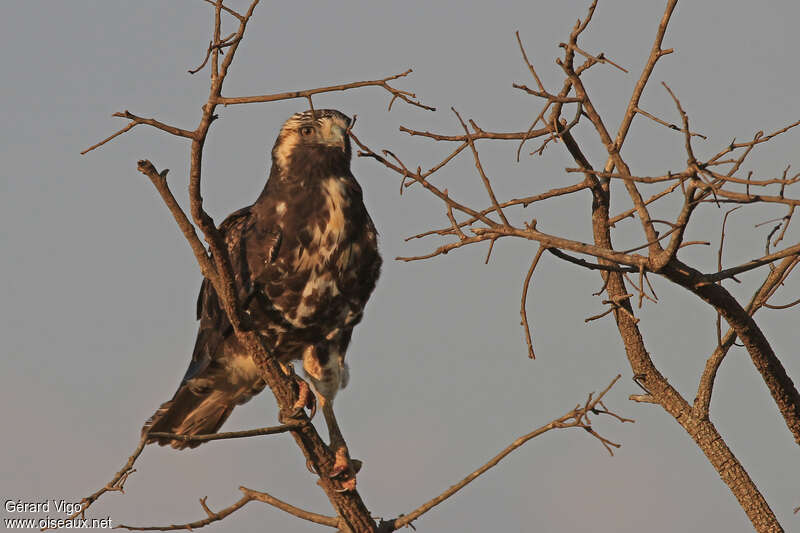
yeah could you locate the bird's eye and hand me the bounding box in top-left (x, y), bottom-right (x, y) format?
top-left (300, 126), bottom-right (314, 137)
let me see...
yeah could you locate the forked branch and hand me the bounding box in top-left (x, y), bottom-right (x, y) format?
top-left (215, 69), bottom-right (434, 111)
top-left (117, 487), bottom-right (340, 531)
top-left (379, 376), bottom-right (630, 531)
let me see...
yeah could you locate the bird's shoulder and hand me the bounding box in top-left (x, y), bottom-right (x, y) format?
top-left (196, 202), bottom-right (287, 318)
top-left (193, 207), bottom-right (247, 319)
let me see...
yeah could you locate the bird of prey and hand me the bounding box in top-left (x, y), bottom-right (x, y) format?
top-left (143, 109), bottom-right (381, 483)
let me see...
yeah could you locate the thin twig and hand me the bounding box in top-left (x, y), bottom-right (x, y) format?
top-left (399, 125), bottom-right (549, 142)
top-left (117, 486), bottom-right (341, 531)
top-left (80, 122), bottom-right (137, 155)
top-left (146, 422), bottom-right (303, 444)
top-left (560, 42), bottom-right (628, 73)
top-left (547, 248), bottom-right (637, 273)
top-left (520, 246), bottom-right (546, 359)
top-left (404, 181), bottom-right (590, 242)
top-left (199, 0), bottom-right (244, 21)
top-left (188, 32), bottom-right (238, 74)
top-left (82, 112), bottom-right (196, 155)
top-left (716, 207), bottom-right (742, 345)
top-left (117, 495), bottom-right (250, 531)
top-left (706, 119), bottom-right (800, 166)
top-left (634, 106), bottom-right (707, 139)
top-left (240, 487), bottom-right (340, 527)
top-left (610, 181), bottom-right (683, 226)
top-left (51, 434), bottom-right (148, 527)
top-left (216, 69), bottom-right (434, 111)
top-left (383, 376), bottom-right (628, 531)
top-left (136, 161), bottom-right (216, 282)
top-left (693, 255), bottom-right (799, 417)
top-left (452, 108), bottom-right (511, 226)
top-left (703, 241), bottom-right (800, 283)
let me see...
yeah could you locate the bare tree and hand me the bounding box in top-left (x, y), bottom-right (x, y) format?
top-left (65, 1), bottom-right (797, 532)
top-left (354, 2), bottom-right (798, 532)
top-left (66, 2), bottom-right (629, 532)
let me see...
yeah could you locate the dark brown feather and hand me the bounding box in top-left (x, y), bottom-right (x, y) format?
top-left (143, 110), bottom-right (381, 449)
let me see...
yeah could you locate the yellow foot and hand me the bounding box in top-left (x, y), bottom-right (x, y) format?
top-left (292, 379), bottom-right (316, 419)
top-left (330, 447), bottom-right (359, 492)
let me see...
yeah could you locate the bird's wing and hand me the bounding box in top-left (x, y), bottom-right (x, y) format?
top-left (182, 205), bottom-right (259, 384)
top-left (144, 206), bottom-right (286, 448)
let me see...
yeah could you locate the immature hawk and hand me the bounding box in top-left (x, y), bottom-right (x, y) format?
top-left (143, 109), bottom-right (381, 479)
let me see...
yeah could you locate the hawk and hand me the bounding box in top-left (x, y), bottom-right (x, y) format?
top-left (143, 109), bottom-right (381, 482)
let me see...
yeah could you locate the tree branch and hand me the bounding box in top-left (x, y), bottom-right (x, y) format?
top-left (452, 108), bottom-right (510, 226)
top-left (52, 434), bottom-right (148, 527)
top-left (215, 69), bottom-right (434, 111)
top-left (693, 255), bottom-right (799, 418)
top-left (135, 161), bottom-right (216, 281)
top-left (381, 376), bottom-right (629, 531)
top-left (241, 487), bottom-right (340, 528)
top-left (146, 422), bottom-right (303, 444)
top-left (520, 245), bottom-right (546, 359)
top-left (663, 258), bottom-right (800, 444)
top-left (117, 494), bottom-right (251, 531)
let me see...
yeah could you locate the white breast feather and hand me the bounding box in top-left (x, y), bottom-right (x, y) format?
top-left (295, 177), bottom-right (349, 270)
top-left (288, 177), bottom-right (351, 327)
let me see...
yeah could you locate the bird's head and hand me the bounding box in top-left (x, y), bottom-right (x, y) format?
top-left (271, 109), bottom-right (352, 177)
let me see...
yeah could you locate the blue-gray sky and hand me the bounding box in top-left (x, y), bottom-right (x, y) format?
top-left (2, 2), bottom-right (798, 532)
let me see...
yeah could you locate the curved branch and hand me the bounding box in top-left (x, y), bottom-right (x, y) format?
top-left (664, 259), bottom-right (800, 444)
top-left (146, 422), bottom-right (303, 444)
top-left (82, 112), bottom-right (196, 155)
top-left (215, 70), bottom-right (434, 111)
top-left (706, 118), bottom-right (800, 166)
top-left (472, 226), bottom-right (649, 270)
top-left (240, 487), bottom-right (340, 527)
top-left (452, 108), bottom-right (510, 225)
top-left (399, 125), bottom-right (549, 141)
top-left (694, 255), bottom-right (799, 418)
top-left (404, 181), bottom-right (590, 243)
top-left (382, 376), bottom-right (628, 531)
top-left (547, 248), bottom-right (637, 273)
top-left (520, 246), bottom-right (546, 359)
top-left (53, 434), bottom-right (148, 527)
top-left (199, 0), bottom-right (243, 21)
top-left (117, 495), bottom-right (251, 531)
top-left (704, 241), bottom-right (800, 283)
top-left (117, 486), bottom-right (342, 531)
top-left (136, 161), bottom-right (216, 281)
top-left (612, 0), bottom-right (678, 150)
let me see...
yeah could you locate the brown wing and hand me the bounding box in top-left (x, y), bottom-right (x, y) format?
top-left (143, 206), bottom-right (282, 448)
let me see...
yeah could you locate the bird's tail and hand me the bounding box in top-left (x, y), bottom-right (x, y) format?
top-left (142, 326), bottom-right (266, 449)
top-left (142, 385), bottom-right (238, 450)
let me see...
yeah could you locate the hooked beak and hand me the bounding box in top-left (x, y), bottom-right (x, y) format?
top-left (326, 124), bottom-right (347, 150)
top-left (320, 121), bottom-right (348, 150)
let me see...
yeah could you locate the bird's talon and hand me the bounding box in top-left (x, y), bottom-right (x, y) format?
top-left (328, 447), bottom-right (356, 480)
top-left (278, 406), bottom-right (305, 424)
top-left (329, 465), bottom-right (348, 479)
top-left (291, 378), bottom-right (316, 419)
top-left (332, 477), bottom-right (357, 492)
top-left (282, 361), bottom-right (296, 376)
top-left (330, 467), bottom-right (357, 492)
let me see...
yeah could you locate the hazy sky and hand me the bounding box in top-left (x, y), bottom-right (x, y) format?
top-left (2, 1), bottom-right (798, 532)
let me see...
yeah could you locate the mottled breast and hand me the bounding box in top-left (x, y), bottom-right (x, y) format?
top-left (258, 175), bottom-right (381, 350)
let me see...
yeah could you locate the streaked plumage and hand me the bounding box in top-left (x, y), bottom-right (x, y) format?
top-left (143, 109), bottom-right (381, 453)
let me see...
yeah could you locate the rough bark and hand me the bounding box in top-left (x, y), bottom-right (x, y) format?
top-left (662, 260), bottom-right (800, 444)
top-left (559, 124), bottom-right (782, 532)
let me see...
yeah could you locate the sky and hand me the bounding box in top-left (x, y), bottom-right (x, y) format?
top-left (1, 1), bottom-right (798, 532)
